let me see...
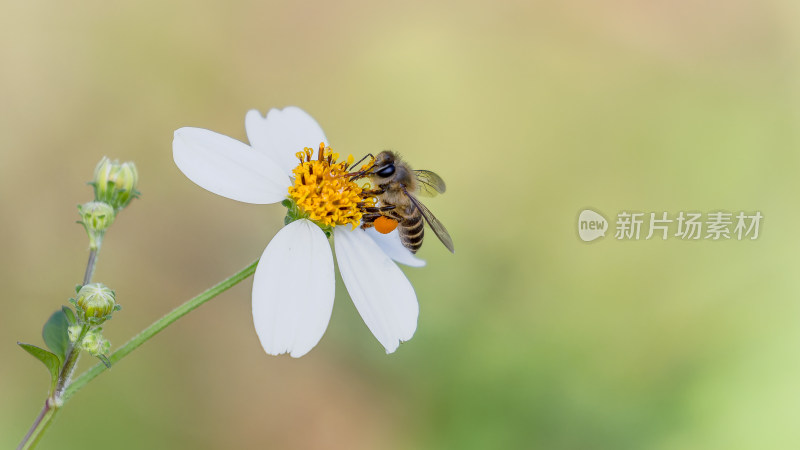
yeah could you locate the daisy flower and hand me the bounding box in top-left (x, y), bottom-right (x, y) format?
top-left (173, 107), bottom-right (425, 357)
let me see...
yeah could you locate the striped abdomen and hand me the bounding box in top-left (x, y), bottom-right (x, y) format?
top-left (399, 207), bottom-right (424, 254)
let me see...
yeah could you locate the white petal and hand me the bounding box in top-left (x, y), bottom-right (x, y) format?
top-left (334, 227), bottom-right (418, 353)
top-left (245, 107), bottom-right (329, 177)
top-left (173, 127), bottom-right (290, 204)
top-left (365, 227), bottom-right (426, 267)
top-left (252, 219), bottom-right (335, 357)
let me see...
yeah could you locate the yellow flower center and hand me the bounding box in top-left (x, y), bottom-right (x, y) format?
top-left (288, 143), bottom-right (375, 229)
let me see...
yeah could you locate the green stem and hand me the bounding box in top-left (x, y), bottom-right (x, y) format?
top-left (21, 404), bottom-right (59, 450)
top-left (17, 259), bottom-right (258, 449)
top-left (83, 248), bottom-right (98, 286)
top-left (53, 326), bottom-right (89, 397)
top-left (17, 399), bottom-right (54, 450)
top-left (18, 252), bottom-right (97, 450)
top-left (64, 259), bottom-right (258, 400)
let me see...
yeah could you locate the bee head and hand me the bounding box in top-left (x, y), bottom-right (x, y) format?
top-left (373, 151), bottom-right (397, 179)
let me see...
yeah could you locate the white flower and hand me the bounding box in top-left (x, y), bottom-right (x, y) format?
top-left (173, 107), bottom-right (425, 357)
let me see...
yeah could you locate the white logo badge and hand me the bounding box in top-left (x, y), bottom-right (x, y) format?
top-left (578, 209), bottom-right (608, 242)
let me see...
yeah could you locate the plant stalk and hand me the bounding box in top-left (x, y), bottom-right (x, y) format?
top-left (66, 258), bottom-right (258, 399)
top-left (18, 259), bottom-right (258, 449)
top-left (83, 248), bottom-right (98, 286)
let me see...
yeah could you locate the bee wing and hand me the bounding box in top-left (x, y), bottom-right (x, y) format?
top-left (404, 188), bottom-right (455, 253)
top-left (414, 170), bottom-right (446, 197)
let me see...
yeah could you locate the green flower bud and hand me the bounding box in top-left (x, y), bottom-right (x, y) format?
top-left (77, 201), bottom-right (115, 250)
top-left (75, 283), bottom-right (119, 325)
top-left (92, 157), bottom-right (139, 212)
top-left (80, 329), bottom-right (111, 357)
top-left (94, 157), bottom-right (111, 190)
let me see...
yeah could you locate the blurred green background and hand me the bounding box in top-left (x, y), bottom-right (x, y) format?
top-left (2, 0), bottom-right (799, 448)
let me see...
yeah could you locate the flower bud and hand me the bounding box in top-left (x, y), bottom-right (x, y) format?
top-left (78, 201), bottom-right (115, 231)
top-left (77, 201), bottom-right (115, 249)
top-left (92, 157), bottom-right (139, 212)
top-left (80, 329), bottom-right (111, 357)
top-left (75, 283), bottom-right (119, 325)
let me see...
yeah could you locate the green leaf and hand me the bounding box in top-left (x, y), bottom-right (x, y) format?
top-left (42, 310), bottom-right (70, 362)
top-left (18, 342), bottom-right (61, 393)
top-left (62, 306), bottom-right (77, 325)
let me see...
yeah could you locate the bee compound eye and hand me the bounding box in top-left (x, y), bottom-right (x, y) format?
top-left (376, 164), bottom-right (395, 178)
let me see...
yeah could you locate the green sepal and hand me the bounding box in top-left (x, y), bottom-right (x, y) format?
top-left (317, 223), bottom-right (333, 238)
top-left (74, 284), bottom-right (83, 294)
top-left (96, 354), bottom-right (112, 368)
top-left (281, 197), bottom-right (334, 238)
top-left (62, 306), bottom-right (77, 325)
top-left (42, 309), bottom-right (70, 362)
top-left (283, 198), bottom-right (308, 226)
top-left (18, 342), bottom-right (61, 394)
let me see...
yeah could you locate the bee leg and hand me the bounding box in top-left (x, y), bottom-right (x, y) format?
top-left (360, 210), bottom-right (404, 231)
top-left (386, 210), bottom-right (404, 222)
top-left (361, 205), bottom-right (395, 213)
top-left (360, 187), bottom-right (386, 196)
top-left (361, 213), bottom-right (381, 229)
top-left (363, 206), bottom-right (403, 221)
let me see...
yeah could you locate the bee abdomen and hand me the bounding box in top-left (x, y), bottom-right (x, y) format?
top-left (400, 211), bottom-right (424, 254)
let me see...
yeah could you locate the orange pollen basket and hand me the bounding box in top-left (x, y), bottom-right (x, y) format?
top-left (374, 216), bottom-right (398, 234)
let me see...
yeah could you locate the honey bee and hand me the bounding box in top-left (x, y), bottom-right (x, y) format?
top-left (350, 151), bottom-right (454, 254)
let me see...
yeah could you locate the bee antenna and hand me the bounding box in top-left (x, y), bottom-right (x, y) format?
top-left (346, 167), bottom-right (374, 180)
top-left (343, 153), bottom-right (377, 179)
top-left (348, 153), bottom-right (374, 171)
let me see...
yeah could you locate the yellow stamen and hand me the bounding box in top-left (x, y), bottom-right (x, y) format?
top-left (288, 143), bottom-right (375, 229)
